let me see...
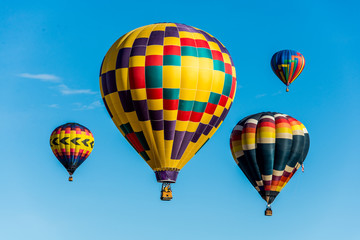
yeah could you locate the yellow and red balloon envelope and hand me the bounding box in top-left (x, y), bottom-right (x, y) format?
top-left (50, 123), bottom-right (94, 180)
top-left (100, 23), bottom-right (237, 182)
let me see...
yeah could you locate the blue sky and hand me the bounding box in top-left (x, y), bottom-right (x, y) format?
top-left (1, 0), bottom-right (359, 239)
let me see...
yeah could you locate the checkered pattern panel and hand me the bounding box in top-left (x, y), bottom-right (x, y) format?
top-left (100, 23), bottom-right (236, 172)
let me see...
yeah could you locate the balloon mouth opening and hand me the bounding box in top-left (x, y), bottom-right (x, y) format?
top-left (155, 170), bottom-right (179, 183)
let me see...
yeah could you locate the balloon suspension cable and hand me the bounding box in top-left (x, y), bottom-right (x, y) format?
top-left (265, 204), bottom-right (272, 216)
top-left (302, 163), bottom-right (305, 173)
top-left (160, 182), bottom-right (173, 201)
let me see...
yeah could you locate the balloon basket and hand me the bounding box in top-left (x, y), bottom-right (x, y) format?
top-left (68, 176), bottom-right (73, 182)
top-left (286, 87), bottom-right (289, 92)
top-left (160, 183), bottom-right (173, 201)
top-left (265, 207), bottom-right (272, 216)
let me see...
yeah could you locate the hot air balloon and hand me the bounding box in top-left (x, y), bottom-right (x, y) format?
top-left (270, 50), bottom-right (305, 92)
top-left (100, 23), bottom-right (237, 200)
top-left (50, 123), bottom-right (94, 181)
top-left (230, 112), bottom-right (309, 215)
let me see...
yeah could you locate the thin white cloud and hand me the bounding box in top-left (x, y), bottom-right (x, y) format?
top-left (48, 104), bottom-right (59, 108)
top-left (272, 90), bottom-right (282, 96)
top-left (255, 93), bottom-right (267, 98)
top-left (58, 84), bottom-right (97, 95)
top-left (18, 73), bottom-right (61, 82)
top-left (73, 101), bottom-right (102, 110)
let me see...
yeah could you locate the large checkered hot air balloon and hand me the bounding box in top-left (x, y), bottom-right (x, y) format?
top-left (50, 123), bottom-right (94, 181)
top-left (100, 23), bottom-right (237, 200)
top-left (270, 50), bottom-right (305, 92)
top-left (230, 112), bottom-right (310, 215)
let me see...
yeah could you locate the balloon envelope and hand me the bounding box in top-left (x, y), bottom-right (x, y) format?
top-left (50, 123), bottom-right (94, 177)
top-left (230, 112), bottom-right (309, 205)
top-left (270, 50), bottom-right (305, 91)
top-left (100, 23), bottom-right (237, 182)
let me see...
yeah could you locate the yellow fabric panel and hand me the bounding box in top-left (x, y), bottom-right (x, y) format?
top-left (276, 127), bottom-right (293, 134)
top-left (107, 92), bottom-right (126, 121)
top-left (179, 89), bottom-right (196, 101)
top-left (164, 37), bottom-right (180, 46)
top-left (166, 23), bottom-right (177, 27)
top-left (129, 56), bottom-right (146, 67)
top-left (198, 58), bottom-right (213, 70)
top-left (99, 77), bottom-right (104, 96)
top-left (101, 45), bottom-right (118, 73)
top-left (225, 98), bottom-right (232, 109)
top-left (116, 68), bottom-right (130, 91)
top-left (222, 54), bottom-right (231, 64)
top-left (197, 68), bottom-right (213, 91)
top-left (200, 113), bottom-right (213, 124)
top-left (181, 66), bottom-right (198, 89)
top-left (208, 42), bottom-right (221, 51)
top-left (169, 159), bottom-right (180, 170)
top-left (178, 31), bottom-right (193, 38)
top-left (187, 121), bottom-right (199, 132)
top-left (181, 56), bottom-right (199, 68)
top-left (145, 150), bottom-right (156, 169)
top-left (126, 111), bottom-right (142, 132)
top-left (164, 110), bottom-right (177, 121)
top-left (195, 90), bottom-right (210, 102)
top-left (290, 124), bottom-right (302, 131)
top-left (146, 45), bottom-right (163, 55)
top-left (104, 94), bottom-right (125, 126)
top-left (211, 71), bottom-right (225, 94)
top-left (152, 130), bottom-right (166, 166)
top-left (138, 120), bottom-right (158, 168)
top-left (130, 89), bottom-right (147, 100)
top-left (258, 126), bottom-right (276, 135)
top-left (152, 24), bottom-right (166, 31)
top-left (131, 25), bottom-right (152, 39)
top-left (192, 32), bottom-right (207, 40)
top-left (163, 66), bottom-right (181, 88)
top-left (214, 105), bottom-right (225, 117)
top-left (164, 140), bottom-right (174, 167)
top-left (232, 66), bottom-right (236, 77)
top-left (175, 121), bottom-right (188, 131)
top-left (147, 99), bottom-right (163, 110)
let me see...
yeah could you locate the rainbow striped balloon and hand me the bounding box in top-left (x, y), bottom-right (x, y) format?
top-left (230, 112), bottom-right (310, 212)
top-left (100, 23), bottom-right (236, 183)
top-left (270, 50), bottom-right (305, 92)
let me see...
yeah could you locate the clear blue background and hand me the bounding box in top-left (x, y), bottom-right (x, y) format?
top-left (1, 0), bottom-right (359, 239)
